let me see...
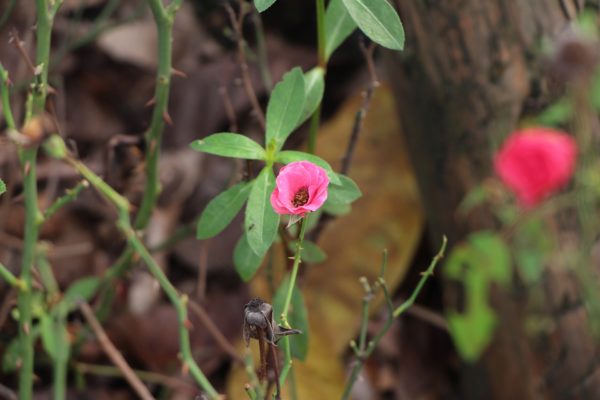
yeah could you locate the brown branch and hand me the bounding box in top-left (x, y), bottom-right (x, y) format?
top-left (225, 2), bottom-right (265, 130)
top-left (187, 299), bottom-right (244, 364)
top-left (218, 84), bottom-right (239, 132)
top-left (79, 301), bottom-right (156, 400)
top-left (9, 29), bottom-right (36, 75)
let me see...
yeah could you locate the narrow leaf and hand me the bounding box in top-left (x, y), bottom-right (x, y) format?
top-left (245, 167), bottom-right (280, 256)
top-left (190, 133), bottom-right (266, 160)
top-left (40, 314), bottom-right (70, 362)
top-left (254, 0), bottom-right (277, 13)
top-left (325, 0), bottom-right (358, 60)
top-left (276, 151), bottom-right (342, 185)
top-left (265, 67), bottom-right (306, 151)
top-left (299, 67), bottom-right (325, 125)
top-left (197, 181), bottom-right (252, 240)
top-left (341, 0), bottom-right (405, 50)
top-left (273, 276), bottom-right (310, 360)
top-left (0, 179), bottom-right (5, 195)
top-left (234, 233), bottom-right (266, 281)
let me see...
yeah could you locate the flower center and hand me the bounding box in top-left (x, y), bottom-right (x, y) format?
top-left (292, 187), bottom-right (309, 207)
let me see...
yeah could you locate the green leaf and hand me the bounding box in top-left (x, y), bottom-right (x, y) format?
top-left (40, 314), bottom-right (70, 362)
top-left (254, 0), bottom-right (277, 13)
top-left (444, 232), bottom-right (510, 362)
top-left (341, 0), bottom-right (405, 50)
top-left (245, 167), bottom-right (280, 256)
top-left (513, 220), bottom-right (552, 284)
top-left (325, 0), bottom-right (358, 60)
top-left (288, 240), bottom-right (327, 264)
top-left (0, 179), bottom-right (5, 196)
top-left (61, 277), bottom-right (100, 314)
top-left (197, 182), bottom-right (252, 240)
top-left (299, 67), bottom-right (325, 125)
top-left (190, 133), bottom-right (266, 160)
top-left (273, 276), bottom-right (309, 360)
top-left (322, 199), bottom-right (351, 216)
top-left (265, 67), bottom-right (306, 151)
top-left (275, 151), bottom-right (342, 185)
top-left (234, 234), bottom-right (266, 281)
top-left (537, 98), bottom-right (572, 127)
top-left (326, 174), bottom-right (362, 205)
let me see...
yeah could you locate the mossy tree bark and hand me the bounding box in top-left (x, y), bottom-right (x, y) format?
top-left (386, 1), bottom-right (600, 399)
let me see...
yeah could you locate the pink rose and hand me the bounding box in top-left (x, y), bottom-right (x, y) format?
top-left (494, 127), bottom-right (577, 207)
top-left (270, 161), bottom-right (329, 215)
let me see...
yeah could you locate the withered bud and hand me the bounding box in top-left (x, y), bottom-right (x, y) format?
top-left (243, 298), bottom-right (301, 347)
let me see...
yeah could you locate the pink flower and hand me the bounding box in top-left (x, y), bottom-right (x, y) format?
top-left (270, 161), bottom-right (329, 215)
top-left (494, 127), bottom-right (577, 207)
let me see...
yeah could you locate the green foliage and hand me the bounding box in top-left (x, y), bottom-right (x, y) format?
top-left (536, 98), bottom-right (572, 127)
top-left (40, 314), bottom-right (70, 362)
top-left (197, 182), bottom-right (252, 240)
top-left (300, 67), bottom-right (326, 124)
top-left (254, 0), bottom-right (277, 13)
top-left (61, 277), bottom-right (100, 314)
top-left (245, 167), bottom-right (280, 256)
top-left (325, 0), bottom-right (358, 60)
top-left (323, 174), bottom-right (362, 215)
top-left (265, 67), bottom-right (306, 151)
top-left (0, 179), bottom-right (5, 196)
top-left (275, 151), bottom-right (341, 185)
top-left (341, 0), bottom-right (405, 50)
top-left (273, 276), bottom-right (310, 360)
top-left (513, 219), bottom-right (553, 284)
top-left (234, 233), bottom-right (265, 282)
top-left (445, 232), bottom-right (511, 362)
top-left (2, 336), bottom-right (22, 372)
top-left (190, 133), bottom-right (266, 160)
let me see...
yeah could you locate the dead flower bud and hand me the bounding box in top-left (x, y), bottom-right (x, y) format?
top-left (243, 298), bottom-right (301, 347)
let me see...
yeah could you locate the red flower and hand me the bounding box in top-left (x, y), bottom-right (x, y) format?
top-left (270, 161), bottom-right (329, 216)
top-left (494, 128), bottom-right (577, 207)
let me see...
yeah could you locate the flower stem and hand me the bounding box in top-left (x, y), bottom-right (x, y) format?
top-left (306, 0), bottom-right (327, 154)
top-left (277, 218), bottom-right (308, 393)
top-left (0, 261), bottom-right (25, 290)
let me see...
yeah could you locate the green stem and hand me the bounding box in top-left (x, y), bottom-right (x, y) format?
top-left (134, 0), bottom-right (177, 230)
top-left (277, 218), bottom-right (308, 393)
top-left (53, 351), bottom-right (67, 400)
top-left (0, 64), bottom-right (16, 130)
top-left (316, 0), bottom-right (326, 68)
top-left (341, 237), bottom-right (447, 400)
top-left (42, 180), bottom-right (89, 222)
top-left (0, 261), bottom-right (25, 290)
top-left (67, 157), bottom-right (219, 398)
top-left (17, 148), bottom-right (39, 400)
top-left (307, 0), bottom-right (326, 154)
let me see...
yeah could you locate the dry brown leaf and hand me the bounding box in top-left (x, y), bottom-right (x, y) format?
top-left (226, 85), bottom-right (424, 399)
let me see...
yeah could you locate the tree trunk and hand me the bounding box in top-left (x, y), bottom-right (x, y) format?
top-left (386, 1), bottom-right (600, 399)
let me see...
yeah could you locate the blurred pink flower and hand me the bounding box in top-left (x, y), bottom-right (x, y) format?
top-left (494, 127), bottom-right (577, 207)
top-left (270, 161), bottom-right (329, 215)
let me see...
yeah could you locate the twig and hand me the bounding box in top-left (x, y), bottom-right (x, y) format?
top-left (64, 154), bottom-right (220, 398)
top-left (8, 30), bottom-right (37, 75)
top-left (225, 2), bottom-right (265, 130)
top-left (42, 179), bottom-right (89, 221)
top-left (79, 301), bottom-right (156, 400)
top-left (187, 299), bottom-right (244, 364)
top-left (341, 236), bottom-right (447, 400)
top-left (74, 361), bottom-right (197, 393)
top-left (340, 41), bottom-right (378, 175)
top-left (0, 261), bottom-right (25, 290)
